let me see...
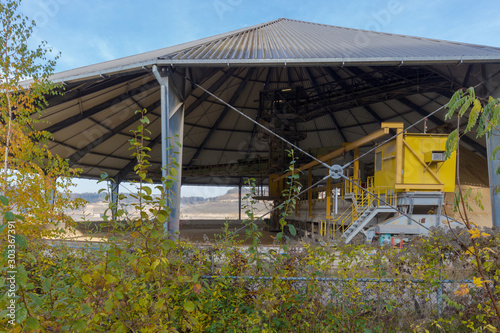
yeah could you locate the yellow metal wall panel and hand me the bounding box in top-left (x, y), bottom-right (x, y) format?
top-left (403, 134), bottom-right (456, 192)
top-left (374, 141), bottom-right (397, 189)
top-left (373, 134), bottom-right (456, 192)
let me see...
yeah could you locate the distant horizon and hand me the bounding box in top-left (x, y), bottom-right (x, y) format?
top-left (69, 179), bottom-right (237, 198)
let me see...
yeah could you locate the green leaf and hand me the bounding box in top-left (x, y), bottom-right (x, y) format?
top-left (29, 293), bottom-right (44, 307)
top-left (283, 244), bottom-right (290, 252)
top-left (458, 96), bottom-right (472, 116)
top-left (170, 167), bottom-right (177, 177)
top-left (42, 277), bottom-right (52, 293)
top-left (445, 89), bottom-right (463, 119)
top-left (26, 317), bottom-right (40, 330)
top-left (466, 86), bottom-right (476, 101)
top-left (157, 212), bottom-right (167, 223)
top-left (73, 319), bottom-right (87, 332)
top-left (17, 265), bottom-right (28, 287)
top-left (288, 224), bottom-right (297, 236)
top-left (0, 224), bottom-right (6, 234)
top-left (0, 309), bottom-right (9, 318)
top-left (16, 306), bottom-right (27, 324)
top-left (0, 195), bottom-right (9, 206)
top-left (81, 304), bottom-right (93, 315)
top-left (15, 234), bottom-right (27, 248)
top-left (104, 298), bottom-right (114, 313)
top-left (104, 274), bottom-right (118, 284)
top-left (444, 129), bottom-right (458, 160)
top-left (4, 211), bottom-right (15, 221)
top-left (178, 275), bottom-right (193, 283)
top-left (465, 98), bottom-right (482, 133)
top-left (143, 186), bottom-right (152, 196)
top-left (51, 310), bottom-right (64, 318)
top-left (183, 300), bottom-right (195, 312)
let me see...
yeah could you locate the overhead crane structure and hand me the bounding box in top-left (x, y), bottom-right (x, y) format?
top-left (265, 121), bottom-right (463, 243)
top-left (32, 18), bottom-right (500, 235)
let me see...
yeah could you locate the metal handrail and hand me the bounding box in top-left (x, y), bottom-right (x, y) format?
top-left (340, 192), bottom-right (375, 236)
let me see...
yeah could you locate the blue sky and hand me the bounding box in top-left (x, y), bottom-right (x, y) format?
top-left (19, 0), bottom-right (500, 196)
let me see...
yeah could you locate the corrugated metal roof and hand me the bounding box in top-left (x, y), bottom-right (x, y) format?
top-left (48, 18), bottom-right (500, 83)
top-left (164, 18), bottom-right (500, 61)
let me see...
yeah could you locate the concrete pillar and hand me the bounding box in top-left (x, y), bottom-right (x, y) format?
top-left (155, 67), bottom-right (185, 234)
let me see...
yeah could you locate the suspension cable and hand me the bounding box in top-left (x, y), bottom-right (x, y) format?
top-left (183, 75), bottom-right (332, 171)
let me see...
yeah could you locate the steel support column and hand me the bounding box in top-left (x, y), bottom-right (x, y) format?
top-left (154, 66), bottom-right (185, 234)
top-left (487, 86), bottom-right (500, 228)
top-left (110, 180), bottom-right (119, 220)
top-left (487, 130), bottom-right (500, 228)
top-left (238, 179), bottom-right (242, 222)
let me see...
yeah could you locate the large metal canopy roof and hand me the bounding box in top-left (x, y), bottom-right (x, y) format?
top-left (38, 18), bottom-right (500, 186)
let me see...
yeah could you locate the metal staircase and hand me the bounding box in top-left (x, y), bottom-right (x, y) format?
top-left (343, 204), bottom-right (377, 243)
top-left (343, 205), bottom-right (396, 243)
top-left (332, 178), bottom-right (398, 243)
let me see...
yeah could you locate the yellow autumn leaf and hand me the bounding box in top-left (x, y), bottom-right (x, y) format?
top-left (473, 276), bottom-right (484, 288)
top-left (82, 274), bottom-right (92, 284)
top-left (484, 324), bottom-right (498, 333)
top-left (481, 232), bottom-right (491, 238)
top-left (485, 247), bottom-right (498, 255)
top-left (468, 228), bottom-right (481, 239)
top-left (473, 276), bottom-right (492, 288)
top-left (454, 284), bottom-right (469, 296)
top-left (151, 259), bottom-right (160, 270)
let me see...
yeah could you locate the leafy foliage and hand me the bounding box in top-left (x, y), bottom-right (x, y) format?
top-left (444, 87), bottom-right (500, 173)
top-left (443, 86), bottom-right (500, 325)
top-left (0, 0), bottom-right (83, 238)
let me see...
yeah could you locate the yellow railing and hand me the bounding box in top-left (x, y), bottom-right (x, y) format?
top-left (332, 189), bottom-right (376, 237)
top-left (331, 177), bottom-right (398, 238)
top-left (372, 186), bottom-right (398, 207)
top-left (295, 174), bottom-right (399, 238)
